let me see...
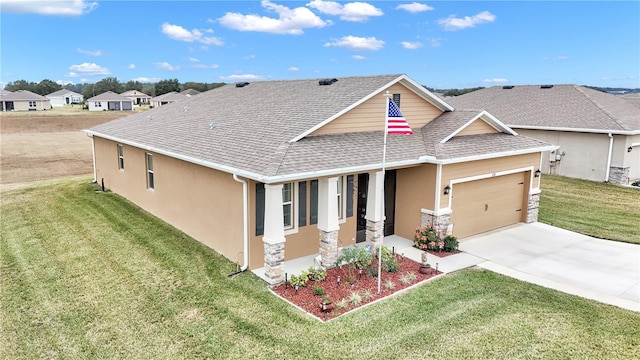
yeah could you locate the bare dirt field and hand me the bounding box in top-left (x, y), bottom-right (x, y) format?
top-left (1, 108), bottom-right (132, 186)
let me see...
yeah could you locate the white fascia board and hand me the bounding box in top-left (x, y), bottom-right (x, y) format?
top-left (441, 110), bottom-right (518, 144)
top-left (426, 145), bottom-right (558, 165)
top-left (508, 125), bottom-right (640, 135)
top-left (397, 75), bottom-right (454, 112)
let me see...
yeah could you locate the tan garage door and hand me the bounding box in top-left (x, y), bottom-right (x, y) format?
top-left (450, 172), bottom-right (526, 238)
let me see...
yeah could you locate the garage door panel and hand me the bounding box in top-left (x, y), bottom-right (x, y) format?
top-left (450, 172), bottom-right (526, 238)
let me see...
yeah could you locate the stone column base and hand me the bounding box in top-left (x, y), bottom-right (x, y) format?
top-left (263, 240), bottom-right (285, 285)
top-left (526, 192), bottom-right (540, 223)
top-left (609, 166), bottom-right (630, 185)
top-left (420, 211), bottom-right (451, 239)
top-left (319, 229), bottom-right (338, 268)
top-left (366, 219), bottom-right (384, 247)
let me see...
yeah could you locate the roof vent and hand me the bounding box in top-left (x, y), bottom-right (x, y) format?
top-left (502, 85), bottom-right (514, 89)
top-left (319, 78), bottom-right (338, 86)
top-left (235, 82), bottom-right (250, 88)
top-left (540, 85), bottom-right (554, 89)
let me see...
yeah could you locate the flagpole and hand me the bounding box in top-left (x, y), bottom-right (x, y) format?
top-left (378, 94), bottom-right (390, 293)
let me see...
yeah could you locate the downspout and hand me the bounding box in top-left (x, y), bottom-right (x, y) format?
top-left (88, 134), bottom-right (97, 183)
top-left (605, 133), bottom-right (613, 182)
top-left (230, 174), bottom-right (249, 275)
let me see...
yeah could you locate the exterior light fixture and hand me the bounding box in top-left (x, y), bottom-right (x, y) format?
top-left (444, 185), bottom-right (451, 195)
top-left (535, 169), bottom-right (541, 178)
top-left (629, 146), bottom-right (633, 153)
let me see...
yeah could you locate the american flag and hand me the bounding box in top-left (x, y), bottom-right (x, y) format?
top-left (386, 98), bottom-right (413, 135)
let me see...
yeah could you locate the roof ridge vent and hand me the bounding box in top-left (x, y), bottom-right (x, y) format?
top-left (502, 85), bottom-right (514, 89)
top-left (540, 84), bottom-right (554, 89)
top-left (319, 78), bottom-right (338, 86)
top-left (235, 82), bottom-right (250, 88)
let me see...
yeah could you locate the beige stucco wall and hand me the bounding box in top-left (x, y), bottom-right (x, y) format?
top-left (394, 164), bottom-right (437, 240)
top-left (622, 134), bottom-right (640, 182)
top-left (94, 137), bottom-right (245, 268)
top-left (310, 83), bottom-right (443, 136)
top-left (3, 99), bottom-right (51, 111)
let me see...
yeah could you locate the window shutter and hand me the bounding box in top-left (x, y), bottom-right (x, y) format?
top-left (298, 181), bottom-right (307, 227)
top-left (310, 179), bottom-right (318, 225)
top-left (346, 175), bottom-right (354, 217)
top-left (255, 183), bottom-right (265, 236)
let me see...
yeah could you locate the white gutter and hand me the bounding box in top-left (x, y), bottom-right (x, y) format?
top-left (508, 125), bottom-right (640, 136)
top-left (605, 133), bottom-right (614, 182)
top-left (87, 133), bottom-right (97, 182)
top-left (232, 174), bottom-right (249, 271)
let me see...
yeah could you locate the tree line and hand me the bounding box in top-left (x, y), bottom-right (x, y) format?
top-left (3, 77), bottom-right (226, 100)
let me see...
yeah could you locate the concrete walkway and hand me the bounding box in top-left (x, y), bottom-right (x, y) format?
top-left (254, 223), bottom-right (640, 312)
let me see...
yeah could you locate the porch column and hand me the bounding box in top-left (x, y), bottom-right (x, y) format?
top-left (526, 189), bottom-right (541, 223)
top-left (263, 184), bottom-right (286, 285)
top-left (318, 177), bottom-right (340, 267)
top-left (365, 171), bottom-right (384, 247)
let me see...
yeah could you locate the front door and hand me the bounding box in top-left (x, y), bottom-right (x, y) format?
top-left (356, 173), bottom-right (369, 243)
top-left (355, 170), bottom-right (397, 241)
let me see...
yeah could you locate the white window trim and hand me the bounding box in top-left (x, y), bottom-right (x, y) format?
top-left (337, 176), bottom-right (348, 224)
top-left (117, 144), bottom-right (124, 170)
top-left (146, 153), bottom-right (154, 190)
top-left (283, 182), bottom-right (300, 235)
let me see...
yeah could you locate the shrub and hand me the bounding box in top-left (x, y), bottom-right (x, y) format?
top-left (336, 247), bottom-right (373, 283)
top-left (289, 272), bottom-right (309, 288)
top-left (443, 235), bottom-right (458, 252)
top-left (312, 285), bottom-right (325, 296)
top-left (379, 246), bottom-right (399, 273)
top-left (307, 266), bottom-right (327, 282)
top-left (413, 225), bottom-right (439, 251)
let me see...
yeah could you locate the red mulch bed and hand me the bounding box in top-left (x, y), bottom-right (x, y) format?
top-left (271, 254), bottom-right (442, 321)
top-left (423, 248), bottom-right (462, 258)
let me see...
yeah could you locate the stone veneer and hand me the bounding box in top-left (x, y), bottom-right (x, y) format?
top-left (526, 192), bottom-right (540, 223)
top-left (420, 212), bottom-right (451, 240)
top-left (319, 229), bottom-right (339, 268)
top-left (365, 219), bottom-right (384, 247)
top-left (263, 241), bottom-right (285, 285)
top-left (609, 166), bottom-right (630, 185)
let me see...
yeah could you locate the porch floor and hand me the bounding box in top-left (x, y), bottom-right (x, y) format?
top-left (252, 235), bottom-right (484, 283)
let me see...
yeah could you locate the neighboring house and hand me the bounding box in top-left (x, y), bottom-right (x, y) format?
top-left (85, 74), bottom-right (554, 285)
top-left (150, 91), bottom-right (188, 107)
top-left (0, 90), bottom-right (51, 111)
top-left (120, 90), bottom-right (151, 106)
top-left (87, 91), bottom-right (133, 111)
top-left (180, 88), bottom-right (201, 97)
top-left (448, 85), bottom-right (640, 185)
top-left (46, 89), bottom-right (83, 107)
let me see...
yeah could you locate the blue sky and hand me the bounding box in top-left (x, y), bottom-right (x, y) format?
top-left (1, 0), bottom-right (639, 89)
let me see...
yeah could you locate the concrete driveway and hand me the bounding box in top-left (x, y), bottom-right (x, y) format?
top-left (458, 222), bottom-right (640, 312)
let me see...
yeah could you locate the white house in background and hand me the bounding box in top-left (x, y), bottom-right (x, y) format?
top-left (120, 90), bottom-right (151, 106)
top-left (150, 91), bottom-right (188, 107)
top-left (87, 91), bottom-right (133, 111)
top-left (0, 90), bottom-right (51, 111)
top-left (46, 89), bottom-right (83, 107)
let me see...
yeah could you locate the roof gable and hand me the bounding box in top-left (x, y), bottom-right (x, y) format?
top-left (88, 91), bottom-right (132, 102)
top-left (441, 110), bottom-right (517, 143)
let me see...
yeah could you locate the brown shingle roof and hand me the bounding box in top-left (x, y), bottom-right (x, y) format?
top-left (447, 85), bottom-right (640, 133)
top-left (86, 75), bottom-right (553, 181)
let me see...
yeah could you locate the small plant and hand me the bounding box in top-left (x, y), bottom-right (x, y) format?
top-left (312, 285), bottom-right (325, 296)
top-left (336, 247), bottom-right (372, 283)
top-left (443, 235), bottom-right (458, 252)
top-left (414, 225), bottom-right (439, 250)
top-left (307, 266), bottom-right (327, 282)
top-left (366, 264), bottom-right (378, 278)
top-left (361, 289), bottom-right (373, 301)
top-left (321, 295), bottom-right (332, 304)
top-left (384, 279), bottom-right (396, 290)
top-left (399, 272), bottom-right (418, 285)
top-left (348, 291), bottom-right (362, 305)
top-left (379, 245), bottom-right (399, 273)
top-left (289, 272), bottom-right (309, 288)
top-left (335, 298), bottom-right (349, 310)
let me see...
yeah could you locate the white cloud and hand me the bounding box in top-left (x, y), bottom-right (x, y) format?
top-left (482, 78), bottom-right (508, 84)
top-left (244, 55), bottom-right (256, 60)
top-left (543, 55), bottom-right (568, 61)
top-left (128, 64), bottom-right (136, 69)
top-left (396, 2), bottom-right (434, 13)
top-left (324, 35), bottom-right (384, 51)
top-left (56, 80), bottom-right (75, 86)
top-left (438, 11), bottom-right (496, 31)
top-left (192, 64), bottom-right (220, 69)
top-left (287, 67), bottom-right (300, 72)
top-left (155, 62), bottom-right (180, 71)
top-left (1, 0), bottom-right (97, 16)
top-left (218, 0), bottom-right (328, 35)
top-left (77, 48), bottom-right (104, 56)
top-left (352, 55), bottom-right (366, 60)
top-left (132, 77), bottom-right (160, 83)
top-left (161, 23), bottom-right (224, 45)
top-left (188, 57), bottom-right (200, 62)
top-left (219, 74), bottom-right (266, 81)
top-left (401, 41), bottom-right (423, 50)
top-left (427, 38), bottom-right (442, 47)
top-left (67, 62), bottom-right (110, 76)
top-left (307, 0), bottom-right (383, 22)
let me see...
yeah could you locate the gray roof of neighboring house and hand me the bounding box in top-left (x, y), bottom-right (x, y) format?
top-left (86, 74), bottom-right (552, 182)
top-left (46, 89), bottom-right (82, 97)
top-left (446, 85), bottom-right (640, 134)
top-left (0, 90), bottom-right (49, 101)
top-left (152, 91), bottom-right (188, 102)
top-left (87, 91), bottom-right (133, 102)
top-left (180, 88), bottom-right (201, 96)
top-left (120, 90), bottom-right (151, 97)
top-left (0, 89), bottom-right (12, 96)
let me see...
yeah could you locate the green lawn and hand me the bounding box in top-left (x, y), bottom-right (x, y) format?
top-left (540, 175), bottom-right (640, 244)
top-left (2, 178), bottom-right (639, 359)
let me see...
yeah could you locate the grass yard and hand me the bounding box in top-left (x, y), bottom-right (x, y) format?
top-left (2, 178), bottom-right (639, 359)
top-left (539, 175), bottom-right (640, 244)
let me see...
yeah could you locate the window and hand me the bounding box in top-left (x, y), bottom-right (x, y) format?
top-left (337, 175), bottom-right (354, 220)
top-left (146, 153), bottom-right (154, 189)
top-left (310, 180), bottom-right (318, 225)
top-left (255, 183), bottom-right (265, 236)
top-left (95, 102), bottom-right (101, 107)
top-left (117, 144), bottom-right (124, 170)
top-left (298, 182), bottom-right (307, 227)
top-left (28, 101), bottom-right (36, 108)
top-left (393, 93), bottom-right (401, 107)
top-left (337, 177), bottom-right (343, 219)
top-left (282, 183), bottom-right (293, 229)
